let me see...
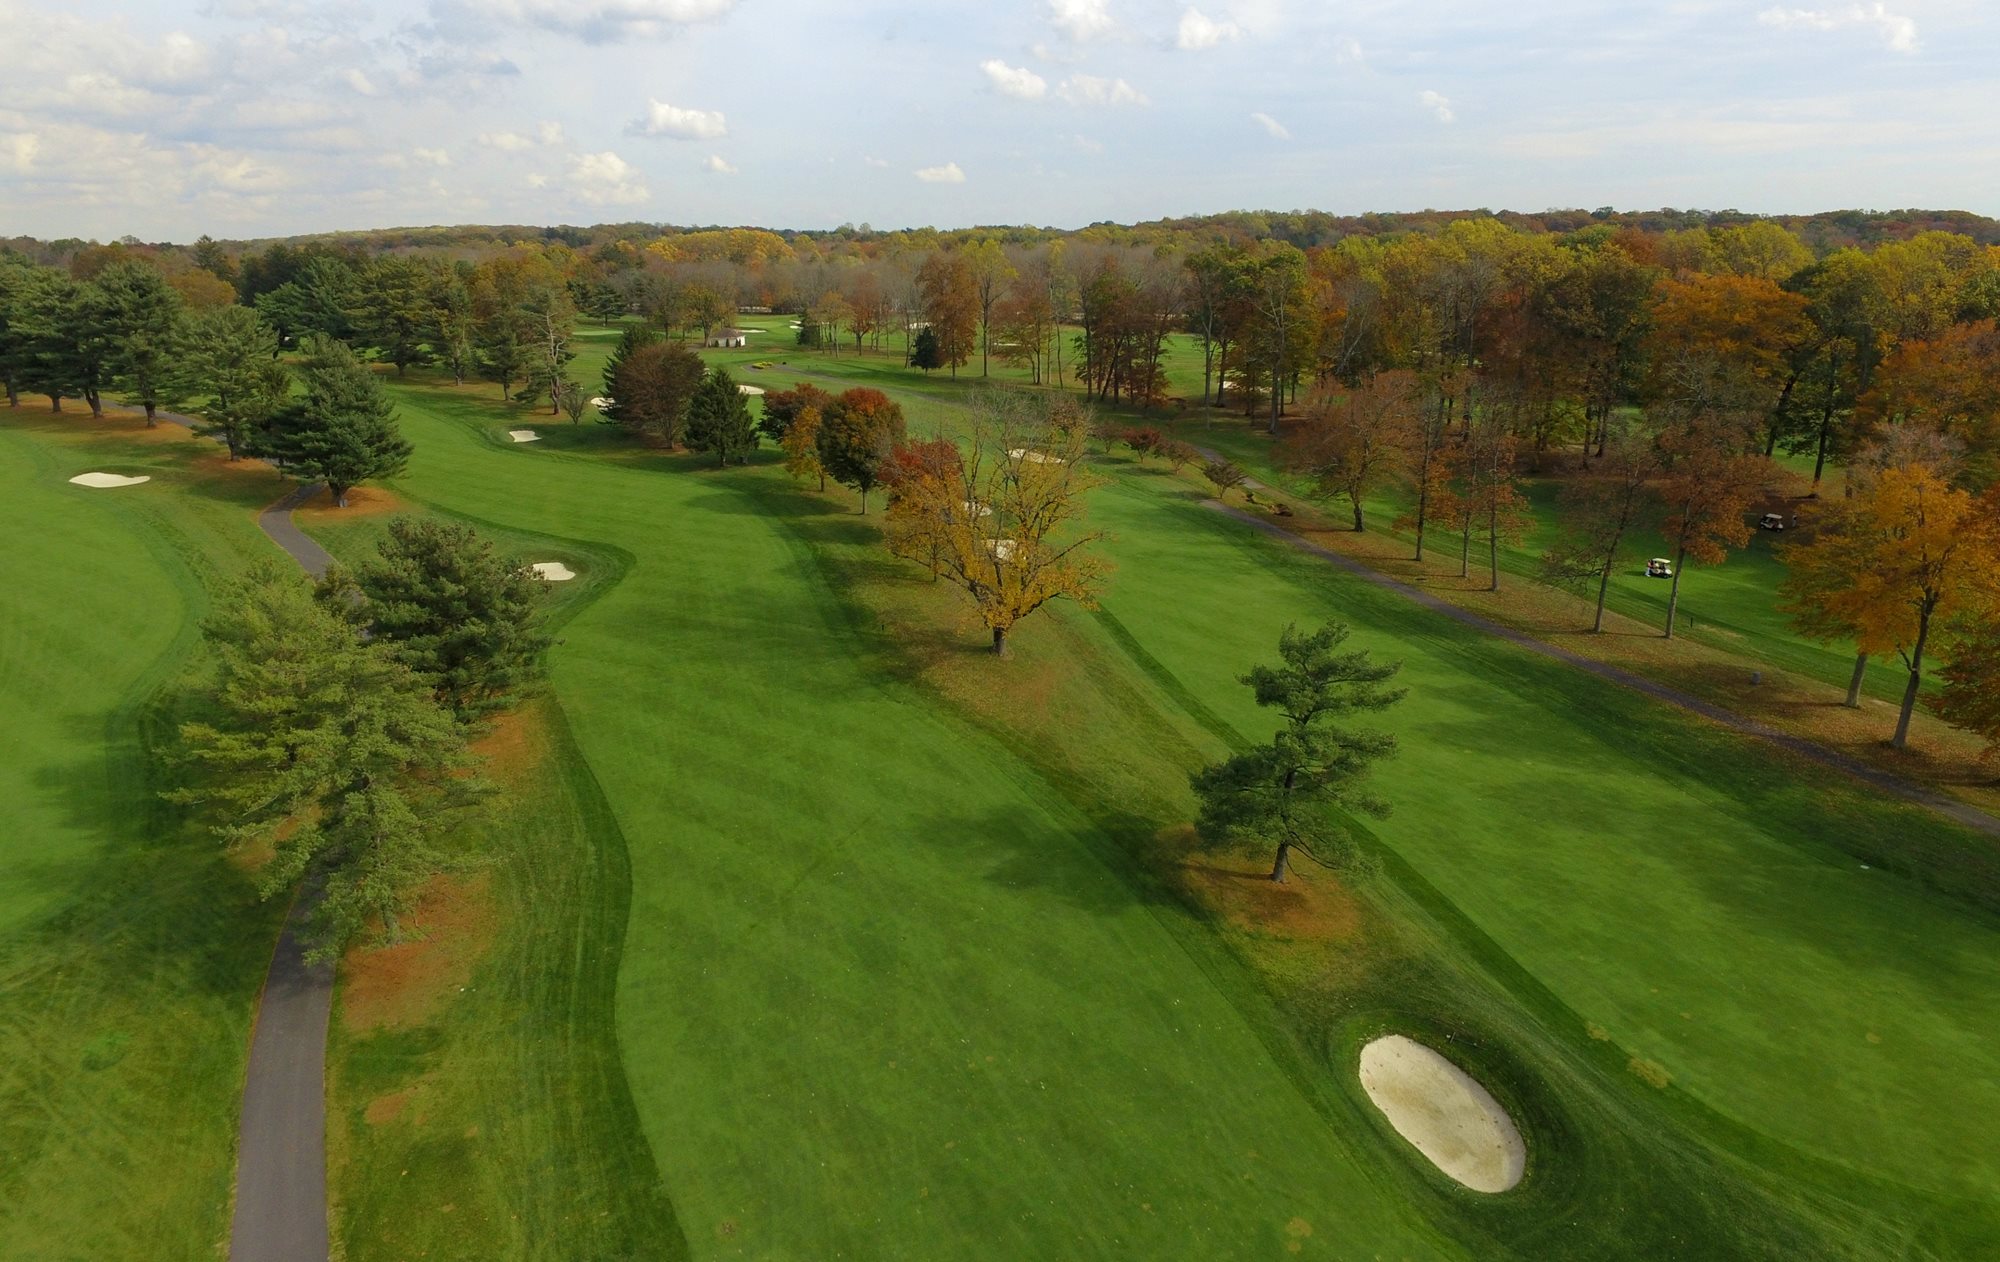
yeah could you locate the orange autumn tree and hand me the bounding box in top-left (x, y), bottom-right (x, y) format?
top-left (1780, 466), bottom-right (2000, 748)
top-left (1654, 420), bottom-right (1770, 639)
top-left (882, 399), bottom-right (1107, 656)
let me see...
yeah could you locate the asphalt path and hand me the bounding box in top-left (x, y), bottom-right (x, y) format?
top-left (126, 401), bottom-right (335, 1260)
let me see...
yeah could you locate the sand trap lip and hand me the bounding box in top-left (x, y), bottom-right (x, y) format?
top-left (508, 429), bottom-right (541, 443)
top-left (530, 562), bottom-right (576, 582)
top-left (1358, 1035), bottom-right (1525, 1193)
top-left (589, 396), bottom-right (611, 409)
top-left (737, 384), bottom-right (766, 396)
top-left (1008, 448), bottom-right (1066, 465)
top-left (69, 472), bottom-right (152, 488)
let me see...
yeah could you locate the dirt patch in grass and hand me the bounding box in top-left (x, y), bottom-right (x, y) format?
top-left (295, 485), bottom-right (410, 521)
top-left (363, 1078), bottom-right (432, 1127)
top-left (468, 705), bottom-right (547, 782)
top-left (1179, 850), bottom-right (1362, 945)
top-left (340, 873), bottom-right (496, 1034)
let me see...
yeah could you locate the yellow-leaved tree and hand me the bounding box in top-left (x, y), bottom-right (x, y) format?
top-left (883, 398), bottom-right (1107, 656)
top-left (1781, 465), bottom-right (2000, 748)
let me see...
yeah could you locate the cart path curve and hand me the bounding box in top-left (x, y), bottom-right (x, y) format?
top-left (1206, 500), bottom-right (2000, 839)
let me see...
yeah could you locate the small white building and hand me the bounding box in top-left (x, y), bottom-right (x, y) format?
top-left (705, 328), bottom-right (750, 348)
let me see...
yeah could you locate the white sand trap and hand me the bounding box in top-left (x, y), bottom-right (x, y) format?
top-left (509, 429), bottom-right (542, 443)
top-left (1008, 448), bottom-right (1066, 465)
top-left (1359, 1036), bottom-right (1525, 1193)
top-left (589, 396), bottom-right (611, 409)
top-left (737, 384), bottom-right (766, 396)
top-left (530, 562), bottom-right (576, 582)
top-left (69, 472), bottom-right (152, 488)
top-left (985, 538), bottom-right (1018, 561)
top-left (963, 500), bottom-right (994, 518)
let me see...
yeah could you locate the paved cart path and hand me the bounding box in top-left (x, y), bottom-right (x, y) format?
top-left (130, 401), bottom-right (336, 1261)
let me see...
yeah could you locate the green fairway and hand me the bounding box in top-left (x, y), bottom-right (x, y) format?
top-left (302, 365), bottom-right (2000, 1258)
top-left (0, 413), bottom-right (286, 1258)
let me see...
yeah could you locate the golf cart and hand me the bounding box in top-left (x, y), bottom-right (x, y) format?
top-left (1646, 557), bottom-right (1674, 579)
top-left (1759, 512), bottom-right (1787, 531)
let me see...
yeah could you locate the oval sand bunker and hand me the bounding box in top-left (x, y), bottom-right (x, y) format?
top-left (508, 429), bottom-right (541, 443)
top-left (1359, 1035), bottom-right (1525, 1193)
top-left (530, 562), bottom-right (576, 582)
top-left (70, 472), bottom-right (152, 488)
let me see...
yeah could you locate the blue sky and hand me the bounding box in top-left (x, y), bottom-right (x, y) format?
top-left (0, 0), bottom-right (1992, 241)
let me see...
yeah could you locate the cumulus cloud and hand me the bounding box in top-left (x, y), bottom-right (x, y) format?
top-left (703, 153), bottom-right (736, 174)
top-left (981, 58), bottom-right (1048, 100)
top-left (1758, 4), bottom-right (1919, 53)
top-left (1249, 111), bottom-right (1289, 139)
top-left (914, 161), bottom-right (966, 183)
top-left (1057, 74), bottom-right (1147, 106)
top-left (629, 98), bottom-right (728, 139)
top-left (1045, 0), bottom-right (1113, 41)
top-left (433, 0), bottom-right (738, 43)
top-left (479, 127), bottom-right (562, 151)
top-left (1176, 8), bottom-right (1241, 50)
top-left (1418, 89), bottom-right (1455, 123)
top-left (567, 150), bottom-right (649, 204)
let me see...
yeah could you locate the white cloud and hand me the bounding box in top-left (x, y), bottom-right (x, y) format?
top-left (1335, 36), bottom-right (1364, 64)
top-left (3, 132), bottom-right (39, 172)
top-left (1250, 111), bottom-right (1290, 139)
top-left (412, 147), bottom-right (451, 166)
top-left (629, 98), bottom-right (728, 139)
top-left (1418, 89), bottom-right (1455, 124)
top-left (536, 120), bottom-right (566, 145)
top-left (435, 0), bottom-right (738, 43)
top-left (1057, 75), bottom-right (1148, 107)
top-left (703, 153), bottom-right (736, 174)
top-left (344, 69), bottom-right (378, 96)
top-left (1045, 0), bottom-right (1113, 41)
top-left (478, 130), bottom-right (537, 151)
top-left (1070, 133), bottom-right (1105, 154)
top-left (1176, 8), bottom-right (1241, 50)
top-left (914, 161), bottom-right (966, 183)
top-left (567, 150), bottom-right (649, 204)
top-left (862, 155), bottom-right (890, 168)
top-left (1758, 4), bottom-right (1919, 53)
top-left (981, 59), bottom-right (1048, 100)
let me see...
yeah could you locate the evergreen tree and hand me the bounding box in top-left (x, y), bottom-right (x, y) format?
top-left (1190, 621), bottom-right (1405, 881)
top-left (685, 365), bottom-right (758, 467)
top-left (265, 334), bottom-right (413, 507)
top-left (171, 565), bottom-right (478, 957)
top-left (87, 260), bottom-right (186, 424)
top-left (344, 518), bottom-right (551, 720)
top-left (604, 339), bottom-right (704, 445)
top-left (182, 305), bottom-right (292, 459)
top-left (911, 325), bottom-right (943, 372)
top-left (600, 322), bottom-right (659, 409)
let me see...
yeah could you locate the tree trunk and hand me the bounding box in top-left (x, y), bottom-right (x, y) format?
top-left (1664, 547), bottom-right (1687, 638)
top-left (1350, 495), bottom-right (1364, 532)
top-left (48, 393), bottom-right (61, 412)
top-left (1892, 618), bottom-right (1930, 749)
top-left (86, 387), bottom-right (102, 418)
top-left (333, 483), bottom-right (350, 508)
top-left (1488, 504), bottom-right (1500, 592)
top-left (143, 401), bottom-right (158, 426)
top-left (1592, 563), bottom-right (1613, 633)
top-left (1270, 840), bottom-right (1291, 884)
top-left (991, 625), bottom-right (1008, 657)
top-left (1459, 517), bottom-right (1471, 579)
top-left (1845, 652), bottom-right (1868, 709)
top-left (1813, 353), bottom-right (1839, 485)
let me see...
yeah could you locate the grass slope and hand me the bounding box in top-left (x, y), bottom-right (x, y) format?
top-left (313, 384), bottom-right (1459, 1259)
top-left (0, 412), bottom-right (289, 1259)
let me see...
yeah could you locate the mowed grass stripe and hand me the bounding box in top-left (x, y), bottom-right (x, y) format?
top-left (1083, 469), bottom-right (2000, 1200)
top-left (351, 386), bottom-right (1455, 1259)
